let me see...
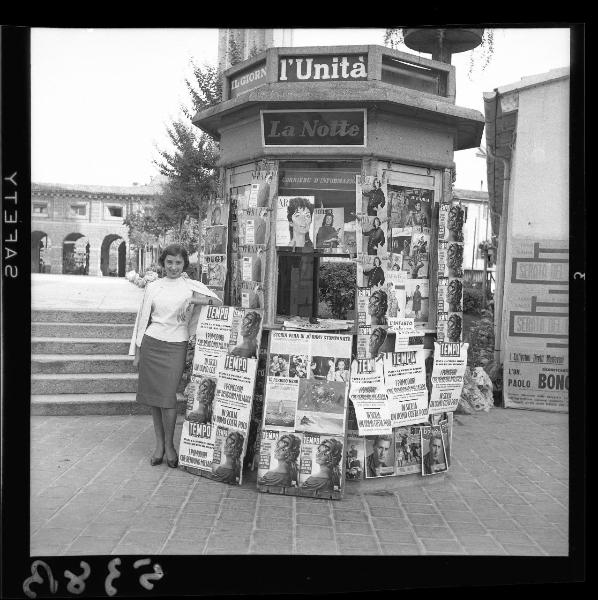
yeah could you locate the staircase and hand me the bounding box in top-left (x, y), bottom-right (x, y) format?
top-left (31, 309), bottom-right (184, 415)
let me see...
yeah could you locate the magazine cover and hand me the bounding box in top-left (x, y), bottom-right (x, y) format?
top-left (200, 254), bottom-right (227, 293)
top-left (206, 201), bottom-right (229, 227)
top-left (195, 305), bottom-right (264, 359)
top-left (276, 195), bottom-right (316, 249)
top-left (429, 342), bottom-right (468, 414)
top-left (345, 433), bottom-right (366, 481)
top-left (388, 317), bottom-right (424, 351)
top-left (394, 425), bottom-right (424, 476)
top-left (359, 174), bottom-right (388, 219)
top-left (364, 434), bottom-right (396, 478)
top-left (257, 428), bottom-right (301, 489)
top-left (388, 185), bottom-right (410, 228)
top-left (240, 170), bottom-right (275, 210)
top-left (404, 279), bottom-right (430, 323)
top-left (384, 270), bottom-right (407, 318)
top-left (405, 230), bottom-right (430, 279)
top-left (204, 224), bottom-right (228, 255)
top-left (238, 208), bottom-right (269, 246)
top-left (298, 433), bottom-right (344, 494)
top-left (314, 207), bottom-right (344, 252)
top-left (439, 202), bottom-right (465, 242)
top-left (239, 245), bottom-right (265, 283)
top-left (356, 325), bottom-right (394, 359)
top-left (437, 311), bottom-right (463, 343)
top-left (263, 376), bottom-right (298, 429)
top-left (420, 425), bottom-right (448, 476)
top-left (359, 215), bottom-right (388, 259)
top-left (210, 425), bottom-right (246, 485)
top-left (434, 413), bottom-right (454, 467)
top-left (404, 188), bottom-right (432, 229)
top-left (178, 418), bottom-right (216, 472)
top-left (390, 227), bottom-right (412, 258)
top-left (240, 280), bottom-right (264, 310)
top-left (186, 374), bottom-right (217, 424)
top-left (360, 255), bottom-right (387, 290)
top-left (383, 350), bottom-right (430, 427)
top-left (348, 357), bottom-right (391, 436)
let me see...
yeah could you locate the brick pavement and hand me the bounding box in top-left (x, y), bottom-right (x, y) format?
top-left (30, 408), bottom-right (568, 556)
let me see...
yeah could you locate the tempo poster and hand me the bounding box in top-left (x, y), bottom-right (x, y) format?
top-left (383, 350), bottom-right (429, 427)
top-left (428, 342), bottom-right (468, 414)
top-left (297, 433), bottom-right (344, 494)
top-left (257, 428), bottom-right (301, 489)
top-left (194, 305), bottom-right (264, 359)
top-left (348, 357), bottom-right (391, 436)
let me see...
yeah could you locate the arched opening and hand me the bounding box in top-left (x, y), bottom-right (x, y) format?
top-left (101, 234), bottom-right (126, 277)
top-left (62, 233), bottom-right (90, 275)
top-left (32, 231), bottom-right (50, 273)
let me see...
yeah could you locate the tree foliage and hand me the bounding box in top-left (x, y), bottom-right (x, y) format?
top-left (319, 262), bottom-right (356, 319)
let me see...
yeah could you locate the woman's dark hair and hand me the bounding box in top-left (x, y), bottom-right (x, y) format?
top-left (287, 197), bottom-right (315, 222)
top-left (159, 244), bottom-right (189, 269)
top-left (323, 210), bottom-right (334, 226)
top-left (373, 257), bottom-right (381, 267)
top-left (373, 217), bottom-right (381, 228)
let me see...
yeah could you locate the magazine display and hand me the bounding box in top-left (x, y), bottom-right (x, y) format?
top-left (348, 357), bottom-right (391, 436)
top-left (383, 350), bottom-right (429, 427)
top-left (298, 433), bottom-right (344, 494)
top-left (345, 433), bottom-right (366, 481)
top-left (238, 208), bottom-right (269, 246)
top-left (276, 195), bottom-right (316, 249)
top-left (257, 331), bottom-right (352, 499)
top-left (429, 342), bottom-right (468, 414)
top-left (313, 207), bottom-right (344, 253)
top-left (420, 424), bottom-right (448, 476)
top-left (364, 434), bottom-right (395, 478)
top-left (393, 425), bottom-right (424, 476)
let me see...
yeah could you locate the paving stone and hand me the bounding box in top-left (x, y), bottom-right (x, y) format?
top-left (339, 547), bottom-right (381, 555)
top-left (30, 542), bottom-right (69, 556)
top-left (477, 517), bottom-right (521, 531)
top-left (212, 520), bottom-right (255, 534)
top-left (364, 495), bottom-right (400, 508)
top-left (490, 530), bottom-right (535, 545)
top-left (255, 517), bottom-right (293, 531)
top-left (399, 503), bottom-right (438, 514)
top-left (175, 513), bottom-right (216, 529)
top-left (32, 527), bottom-right (82, 545)
top-left (336, 534), bottom-right (379, 551)
top-left (66, 537), bottom-right (119, 555)
top-left (296, 525), bottom-right (335, 540)
top-left (449, 522), bottom-right (488, 536)
top-left (411, 526), bottom-right (456, 540)
top-left (420, 539), bottom-right (463, 553)
top-left (332, 510), bottom-right (369, 523)
top-left (258, 494), bottom-right (294, 507)
top-left (161, 541), bottom-right (205, 554)
top-left (380, 543), bottom-right (421, 555)
top-left (334, 521), bottom-right (374, 536)
top-left (368, 506), bottom-right (405, 518)
top-left (169, 526), bottom-right (213, 541)
top-left (440, 510), bottom-right (480, 523)
top-left (407, 513), bottom-right (445, 527)
top-left (295, 501), bottom-right (331, 515)
top-left (500, 543), bottom-right (547, 556)
top-left (257, 507), bottom-right (293, 520)
top-left (436, 501), bottom-right (471, 512)
top-left (251, 530), bottom-right (294, 544)
top-left (217, 509), bottom-right (256, 522)
top-left (296, 513), bottom-right (332, 527)
top-left (370, 517), bottom-right (411, 530)
top-left (180, 502), bottom-right (219, 515)
top-left (375, 529), bottom-right (418, 544)
top-left (295, 540), bottom-right (338, 554)
top-left (80, 523), bottom-right (130, 539)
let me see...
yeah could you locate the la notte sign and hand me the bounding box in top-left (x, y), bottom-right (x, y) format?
top-left (261, 109), bottom-right (366, 147)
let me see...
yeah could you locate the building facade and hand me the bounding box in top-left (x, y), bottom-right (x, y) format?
top-left (485, 67), bottom-right (569, 412)
top-left (31, 182), bottom-right (161, 277)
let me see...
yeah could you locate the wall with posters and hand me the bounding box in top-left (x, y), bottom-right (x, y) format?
top-left (486, 68), bottom-right (569, 412)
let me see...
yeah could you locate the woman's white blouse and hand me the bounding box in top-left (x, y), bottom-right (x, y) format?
top-left (144, 278), bottom-right (192, 343)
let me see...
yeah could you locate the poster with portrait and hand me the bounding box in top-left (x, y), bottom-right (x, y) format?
top-left (388, 185), bottom-right (432, 229)
top-left (393, 425), bottom-right (424, 476)
top-left (178, 418), bottom-right (216, 473)
top-left (207, 201), bottom-right (230, 228)
top-left (348, 358), bottom-right (391, 436)
top-left (314, 207), bottom-right (344, 253)
top-left (194, 305), bottom-right (264, 359)
top-left (404, 279), bottom-right (429, 323)
top-left (204, 225), bottom-right (228, 256)
top-left (436, 310), bottom-right (464, 343)
top-left (438, 202), bottom-right (465, 242)
top-left (364, 434), bottom-right (396, 478)
top-left (438, 240), bottom-right (465, 279)
top-left (240, 280), bottom-right (265, 310)
top-left (241, 170), bottom-right (276, 210)
top-left (239, 245), bottom-right (265, 283)
top-left (406, 230), bottom-right (430, 279)
top-left (428, 342), bottom-right (469, 414)
top-left (356, 325), bottom-right (394, 359)
top-left (359, 255), bottom-right (388, 290)
top-left (200, 254), bottom-right (227, 293)
top-left (276, 195), bottom-right (315, 249)
top-left (238, 208), bottom-right (269, 246)
top-left (295, 378), bottom-right (347, 435)
top-left (298, 432), bottom-right (345, 495)
top-left (358, 174), bottom-right (388, 219)
top-left (390, 227), bottom-right (413, 260)
top-left (359, 215), bottom-right (388, 259)
top-left (345, 433), bottom-right (366, 481)
top-left (383, 350), bottom-right (429, 428)
top-left (384, 270), bottom-right (407, 319)
top-left (420, 425), bottom-right (448, 476)
top-left (257, 427), bottom-right (301, 489)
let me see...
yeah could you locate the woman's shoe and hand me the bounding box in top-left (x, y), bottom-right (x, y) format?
top-left (150, 453), bottom-right (164, 466)
top-left (167, 457), bottom-right (179, 469)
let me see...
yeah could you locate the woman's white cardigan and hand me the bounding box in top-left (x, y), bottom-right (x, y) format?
top-left (128, 277), bottom-right (220, 356)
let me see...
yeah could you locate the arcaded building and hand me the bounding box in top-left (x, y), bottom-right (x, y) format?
top-left (31, 182), bottom-right (161, 277)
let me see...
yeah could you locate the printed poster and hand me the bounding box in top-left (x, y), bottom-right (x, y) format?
top-left (298, 432), bottom-right (344, 493)
top-left (364, 434), bottom-right (395, 478)
top-left (345, 433), bottom-right (366, 481)
top-left (429, 342), bottom-right (468, 414)
top-left (393, 425), bottom-right (424, 476)
top-left (420, 425), bottom-right (448, 476)
top-left (257, 428), bottom-right (301, 489)
top-left (238, 208), bottom-right (269, 246)
top-left (383, 350), bottom-right (429, 427)
top-left (348, 357), bottom-right (391, 436)
top-left (314, 207), bottom-right (344, 252)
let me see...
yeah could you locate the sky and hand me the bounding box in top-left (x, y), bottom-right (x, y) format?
top-left (31, 27), bottom-right (570, 192)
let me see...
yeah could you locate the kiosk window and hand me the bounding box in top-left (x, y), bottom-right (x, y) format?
top-left (276, 160), bottom-right (360, 321)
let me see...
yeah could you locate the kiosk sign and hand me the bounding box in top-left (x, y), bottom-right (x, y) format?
top-left (262, 109), bottom-right (366, 147)
top-left (278, 54), bottom-right (368, 82)
top-left (230, 62), bottom-right (267, 99)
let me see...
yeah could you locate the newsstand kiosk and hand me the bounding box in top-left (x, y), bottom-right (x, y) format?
top-left (182, 43), bottom-right (484, 499)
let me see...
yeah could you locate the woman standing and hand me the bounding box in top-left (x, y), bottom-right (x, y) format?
top-left (130, 244), bottom-right (219, 468)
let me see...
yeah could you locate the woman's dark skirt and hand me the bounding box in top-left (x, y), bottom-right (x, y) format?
top-left (136, 334), bottom-right (187, 409)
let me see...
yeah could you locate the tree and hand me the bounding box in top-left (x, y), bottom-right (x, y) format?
top-left (319, 262), bottom-right (356, 319)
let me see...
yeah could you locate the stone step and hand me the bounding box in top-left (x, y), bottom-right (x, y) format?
top-left (31, 373), bottom-right (138, 395)
top-left (32, 322), bottom-right (134, 339)
top-left (31, 354), bottom-right (136, 374)
top-left (31, 393), bottom-right (186, 416)
top-left (31, 309), bottom-right (137, 324)
top-left (32, 337), bottom-right (131, 355)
